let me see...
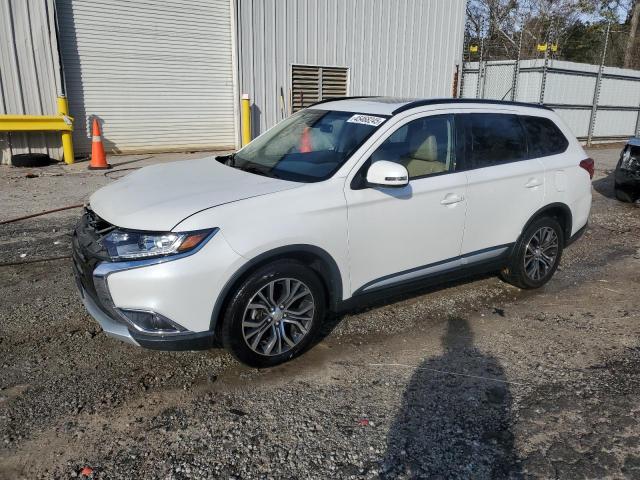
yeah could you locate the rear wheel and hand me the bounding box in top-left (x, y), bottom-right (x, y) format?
top-left (501, 216), bottom-right (564, 289)
top-left (221, 260), bottom-right (326, 367)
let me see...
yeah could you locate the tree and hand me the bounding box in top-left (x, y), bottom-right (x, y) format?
top-left (465, 0), bottom-right (640, 68)
top-left (624, 0), bottom-right (639, 68)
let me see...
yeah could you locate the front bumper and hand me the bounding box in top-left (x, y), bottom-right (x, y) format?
top-left (73, 258), bottom-right (217, 351)
top-left (79, 287), bottom-right (139, 346)
top-left (615, 168), bottom-right (640, 189)
top-left (71, 209), bottom-right (235, 350)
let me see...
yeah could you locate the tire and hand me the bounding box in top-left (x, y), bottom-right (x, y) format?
top-left (500, 216), bottom-right (564, 290)
top-left (11, 153), bottom-right (53, 168)
top-left (221, 260), bottom-right (326, 367)
top-left (614, 183), bottom-right (635, 203)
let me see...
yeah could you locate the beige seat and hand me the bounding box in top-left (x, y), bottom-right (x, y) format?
top-left (403, 135), bottom-right (446, 177)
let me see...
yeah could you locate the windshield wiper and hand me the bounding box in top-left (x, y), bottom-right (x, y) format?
top-left (215, 153), bottom-right (236, 166)
top-left (239, 164), bottom-right (280, 179)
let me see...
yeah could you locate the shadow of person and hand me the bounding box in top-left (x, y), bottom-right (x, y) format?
top-left (382, 317), bottom-right (519, 479)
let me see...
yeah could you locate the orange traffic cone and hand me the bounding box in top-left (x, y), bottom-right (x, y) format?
top-left (88, 118), bottom-right (111, 170)
top-left (299, 126), bottom-right (312, 153)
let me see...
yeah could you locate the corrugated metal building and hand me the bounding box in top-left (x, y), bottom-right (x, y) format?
top-left (236, 0), bottom-right (466, 137)
top-left (1, 0), bottom-right (466, 164)
top-left (0, 0), bottom-right (62, 164)
top-left (56, 0), bottom-right (238, 154)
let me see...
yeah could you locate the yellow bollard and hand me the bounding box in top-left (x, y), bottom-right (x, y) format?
top-left (241, 94), bottom-right (251, 147)
top-left (57, 96), bottom-right (74, 164)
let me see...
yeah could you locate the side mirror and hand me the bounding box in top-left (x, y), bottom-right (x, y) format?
top-left (366, 160), bottom-right (409, 188)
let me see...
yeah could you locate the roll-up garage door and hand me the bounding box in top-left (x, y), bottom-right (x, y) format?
top-left (56, 0), bottom-right (237, 154)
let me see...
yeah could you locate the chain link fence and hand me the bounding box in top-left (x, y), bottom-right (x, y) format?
top-left (460, 15), bottom-right (640, 145)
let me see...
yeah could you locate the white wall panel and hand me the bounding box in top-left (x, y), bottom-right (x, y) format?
top-left (237, 0), bottom-right (466, 136)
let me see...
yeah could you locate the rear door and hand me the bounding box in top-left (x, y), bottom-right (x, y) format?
top-left (457, 112), bottom-right (545, 257)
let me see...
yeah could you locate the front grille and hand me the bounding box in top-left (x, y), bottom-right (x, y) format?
top-left (72, 208), bottom-right (113, 304)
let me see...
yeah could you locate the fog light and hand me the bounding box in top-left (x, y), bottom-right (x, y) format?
top-left (118, 309), bottom-right (186, 334)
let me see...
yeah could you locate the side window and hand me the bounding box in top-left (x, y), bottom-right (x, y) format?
top-left (460, 113), bottom-right (527, 169)
top-left (520, 116), bottom-right (569, 157)
top-left (370, 115), bottom-right (454, 179)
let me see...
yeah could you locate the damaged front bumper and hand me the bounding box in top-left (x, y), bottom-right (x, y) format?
top-left (71, 208), bottom-right (216, 351)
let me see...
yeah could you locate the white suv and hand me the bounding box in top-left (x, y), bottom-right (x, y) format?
top-left (72, 98), bottom-right (593, 367)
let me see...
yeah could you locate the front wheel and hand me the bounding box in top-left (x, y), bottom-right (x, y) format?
top-left (500, 217), bottom-right (564, 289)
top-left (221, 260), bottom-right (326, 367)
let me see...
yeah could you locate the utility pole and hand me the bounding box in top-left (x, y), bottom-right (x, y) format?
top-left (510, 29), bottom-right (523, 101)
top-left (587, 21), bottom-right (611, 147)
top-left (476, 23), bottom-right (485, 99)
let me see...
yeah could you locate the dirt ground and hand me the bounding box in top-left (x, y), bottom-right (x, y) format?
top-left (0, 147), bottom-right (639, 479)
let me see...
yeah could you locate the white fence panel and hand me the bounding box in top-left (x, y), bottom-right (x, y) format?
top-left (462, 58), bottom-right (640, 141)
top-left (598, 78), bottom-right (640, 107)
top-left (593, 110), bottom-right (638, 138)
top-left (553, 109), bottom-right (592, 138)
top-left (542, 73), bottom-right (596, 105)
top-left (482, 62), bottom-right (515, 100)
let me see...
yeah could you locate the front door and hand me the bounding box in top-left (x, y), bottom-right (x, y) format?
top-left (344, 114), bottom-right (468, 295)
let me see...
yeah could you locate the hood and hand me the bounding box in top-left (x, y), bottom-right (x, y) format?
top-left (89, 156), bottom-right (301, 231)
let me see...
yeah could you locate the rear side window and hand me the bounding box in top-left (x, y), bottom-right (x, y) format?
top-left (458, 113), bottom-right (527, 169)
top-left (521, 116), bottom-right (569, 157)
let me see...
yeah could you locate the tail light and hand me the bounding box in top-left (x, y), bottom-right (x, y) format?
top-left (579, 158), bottom-right (594, 179)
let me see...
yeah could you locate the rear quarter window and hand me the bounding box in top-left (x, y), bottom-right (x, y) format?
top-left (520, 116), bottom-right (569, 158)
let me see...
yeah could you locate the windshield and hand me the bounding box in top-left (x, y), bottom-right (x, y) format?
top-left (233, 109), bottom-right (388, 182)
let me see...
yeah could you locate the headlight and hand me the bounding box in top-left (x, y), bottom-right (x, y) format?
top-left (101, 229), bottom-right (214, 261)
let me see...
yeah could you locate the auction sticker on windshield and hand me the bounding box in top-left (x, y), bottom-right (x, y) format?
top-left (347, 114), bottom-right (386, 127)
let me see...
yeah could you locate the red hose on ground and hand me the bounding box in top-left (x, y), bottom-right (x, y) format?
top-left (0, 204), bottom-right (83, 226)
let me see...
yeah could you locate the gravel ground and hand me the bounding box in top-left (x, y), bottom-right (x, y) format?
top-left (0, 147), bottom-right (639, 479)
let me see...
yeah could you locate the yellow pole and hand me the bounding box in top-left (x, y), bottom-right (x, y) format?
top-left (57, 96), bottom-right (74, 164)
top-left (241, 93), bottom-right (251, 147)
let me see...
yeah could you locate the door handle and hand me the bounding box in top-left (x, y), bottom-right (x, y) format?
top-left (440, 193), bottom-right (464, 205)
top-left (525, 178), bottom-right (543, 188)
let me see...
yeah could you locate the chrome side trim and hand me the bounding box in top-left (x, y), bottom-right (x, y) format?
top-left (361, 245), bottom-right (510, 293)
top-left (363, 258), bottom-right (462, 292)
top-left (460, 246), bottom-right (509, 265)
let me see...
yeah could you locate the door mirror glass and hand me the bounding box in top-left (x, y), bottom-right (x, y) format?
top-left (366, 160), bottom-right (409, 188)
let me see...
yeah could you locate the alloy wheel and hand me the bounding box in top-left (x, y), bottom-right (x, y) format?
top-left (242, 278), bottom-right (315, 356)
top-left (523, 226), bottom-right (559, 281)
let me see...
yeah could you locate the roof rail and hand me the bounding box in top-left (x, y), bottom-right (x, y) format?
top-left (307, 96), bottom-right (377, 108)
top-left (392, 98), bottom-right (553, 115)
